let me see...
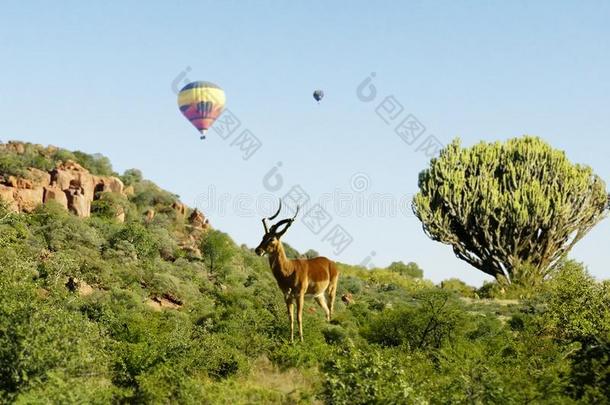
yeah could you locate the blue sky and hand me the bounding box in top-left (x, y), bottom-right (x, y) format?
top-left (1, 1), bottom-right (609, 285)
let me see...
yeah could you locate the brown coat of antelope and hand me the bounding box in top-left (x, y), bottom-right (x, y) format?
top-left (255, 200), bottom-right (340, 342)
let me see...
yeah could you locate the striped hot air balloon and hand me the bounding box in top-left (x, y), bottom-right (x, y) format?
top-left (178, 81), bottom-right (226, 140)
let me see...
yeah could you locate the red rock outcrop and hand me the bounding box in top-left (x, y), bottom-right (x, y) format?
top-left (50, 160), bottom-right (97, 201)
top-left (14, 187), bottom-right (44, 213)
top-left (43, 186), bottom-right (69, 210)
top-left (172, 201), bottom-right (187, 219)
top-left (116, 206), bottom-right (125, 223)
top-left (145, 209), bottom-right (155, 222)
top-left (66, 190), bottom-right (90, 217)
top-left (93, 175), bottom-right (124, 195)
top-left (0, 185), bottom-right (18, 212)
top-left (0, 155), bottom-right (126, 217)
top-left (27, 168), bottom-right (51, 188)
top-left (0, 143), bottom-right (211, 235)
top-left (188, 209), bottom-right (209, 229)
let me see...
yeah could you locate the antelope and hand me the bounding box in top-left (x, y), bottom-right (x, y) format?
top-left (255, 200), bottom-right (340, 342)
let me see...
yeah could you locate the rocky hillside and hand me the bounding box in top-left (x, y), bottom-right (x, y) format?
top-left (0, 140), bottom-right (210, 253)
top-left (1, 142), bottom-right (124, 214)
top-left (0, 158), bottom-right (125, 219)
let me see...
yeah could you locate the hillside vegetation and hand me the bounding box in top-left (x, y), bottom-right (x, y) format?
top-left (1, 142), bottom-right (609, 404)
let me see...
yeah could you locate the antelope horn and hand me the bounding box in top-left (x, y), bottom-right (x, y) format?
top-left (269, 199), bottom-right (283, 220)
top-left (275, 205), bottom-right (300, 237)
top-left (291, 205), bottom-right (300, 220)
top-left (262, 199), bottom-right (283, 233)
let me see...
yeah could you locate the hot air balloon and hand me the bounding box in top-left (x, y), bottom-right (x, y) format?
top-left (313, 89), bottom-right (324, 103)
top-left (178, 81), bottom-right (226, 140)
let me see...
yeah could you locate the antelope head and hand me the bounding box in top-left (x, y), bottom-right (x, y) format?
top-left (255, 199), bottom-right (299, 256)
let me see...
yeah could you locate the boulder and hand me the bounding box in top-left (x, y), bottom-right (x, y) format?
top-left (4, 141), bottom-right (26, 154)
top-left (27, 168), bottom-right (51, 187)
top-left (116, 207), bottom-right (125, 223)
top-left (172, 201), bottom-right (187, 218)
top-left (65, 277), bottom-right (94, 296)
top-left (94, 176), bottom-right (124, 195)
top-left (51, 160), bottom-right (96, 201)
top-left (0, 185), bottom-right (18, 212)
top-left (7, 176), bottom-right (32, 189)
top-left (43, 186), bottom-right (69, 210)
top-left (188, 209), bottom-right (208, 229)
top-left (14, 187), bottom-right (44, 212)
top-left (66, 190), bottom-right (90, 218)
top-left (341, 293), bottom-right (354, 306)
top-left (145, 209), bottom-right (155, 222)
top-left (146, 294), bottom-right (182, 311)
top-left (43, 145), bottom-right (58, 156)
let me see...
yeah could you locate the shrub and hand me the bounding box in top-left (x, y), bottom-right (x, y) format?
top-left (120, 169), bottom-right (143, 186)
top-left (363, 289), bottom-right (466, 350)
top-left (323, 345), bottom-right (431, 404)
top-left (544, 261), bottom-right (610, 341)
top-left (108, 223), bottom-right (159, 260)
top-left (200, 230), bottom-right (235, 275)
top-left (27, 202), bottom-right (103, 252)
top-left (91, 192), bottom-right (131, 221)
top-left (440, 278), bottom-right (476, 298)
top-left (387, 261), bottom-right (423, 278)
top-left (72, 151), bottom-right (115, 176)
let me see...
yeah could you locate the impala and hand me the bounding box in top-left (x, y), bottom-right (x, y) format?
top-left (255, 200), bottom-right (340, 342)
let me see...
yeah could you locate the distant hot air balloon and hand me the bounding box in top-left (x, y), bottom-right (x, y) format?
top-left (313, 89), bottom-right (324, 103)
top-left (178, 81), bottom-right (226, 140)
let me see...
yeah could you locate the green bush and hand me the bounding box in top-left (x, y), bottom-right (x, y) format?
top-left (363, 289), bottom-right (466, 350)
top-left (323, 345), bottom-right (431, 404)
top-left (91, 192), bottom-right (131, 221)
top-left (200, 230), bottom-right (236, 275)
top-left (108, 223), bottom-right (159, 260)
top-left (544, 261), bottom-right (610, 341)
top-left (440, 278), bottom-right (476, 298)
top-left (120, 168), bottom-right (143, 186)
top-left (72, 151), bottom-right (115, 176)
top-left (0, 265), bottom-right (111, 402)
top-left (387, 261), bottom-right (424, 278)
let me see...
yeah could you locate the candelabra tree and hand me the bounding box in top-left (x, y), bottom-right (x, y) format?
top-left (413, 136), bottom-right (608, 285)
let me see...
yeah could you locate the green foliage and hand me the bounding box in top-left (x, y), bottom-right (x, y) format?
top-left (387, 261), bottom-right (423, 278)
top-left (0, 255), bottom-right (112, 403)
top-left (440, 277), bottom-right (476, 297)
top-left (28, 202), bottom-right (103, 252)
top-left (108, 222), bottom-right (159, 260)
top-left (544, 261), bottom-right (610, 341)
top-left (72, 151), bottom-right (115, 176)
top-left (413, 136), bottom-right (608, 285)
top-left (0, 141), bottom-right (115, 176)
top-left (200, 230), bottom-right (236, 274)
top-left (363, 289), bottom-right (466, 350)
top-left (568, 335), bottom-right (610, 402)
top-left (0, 152), bottom-right (28, 177)
top-left (323, 345), bottom-right (430, 404)
top-left (120, 168), bottom-right (143, 187)
top-left (91, 192), bottom-right (131, 221)
top-left (302, 249), bottom-right (319, 259)
top-left (129, 179), bottom-right (178, 208)
top-left (282, 242), bottom-right (301, 259)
